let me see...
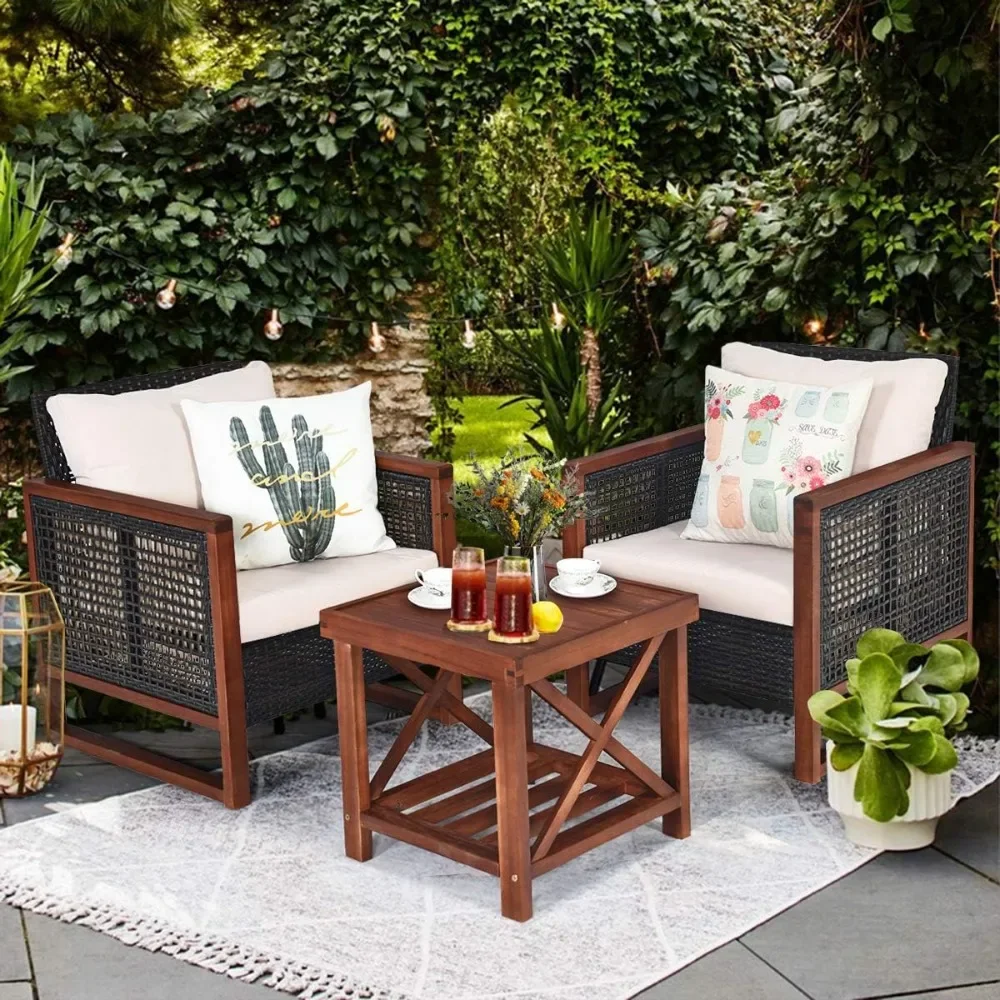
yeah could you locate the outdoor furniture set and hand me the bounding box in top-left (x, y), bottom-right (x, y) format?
top-left (19, 341), bottom-right (972, 917)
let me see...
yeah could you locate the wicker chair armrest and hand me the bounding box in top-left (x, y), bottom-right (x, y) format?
top-left (563, 426), bottom-right (706, 555)
top-left (794, 442), bottom-right (974, 692)
top-left (23, 479), bottom-right (239, 719)
top-left (374, 454), bottom-right (456, 566)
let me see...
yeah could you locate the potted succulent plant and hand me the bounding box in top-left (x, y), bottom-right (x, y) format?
top-left (808, 628), bottom-right (980, 850)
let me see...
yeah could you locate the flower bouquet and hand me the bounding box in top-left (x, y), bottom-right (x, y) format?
top-left (451, 454), bottom-right (590, 598)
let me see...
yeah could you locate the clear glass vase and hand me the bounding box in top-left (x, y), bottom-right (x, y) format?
top-left (502, 543), bottom-right (547, 602)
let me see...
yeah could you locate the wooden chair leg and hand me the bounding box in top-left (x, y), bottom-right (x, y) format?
top-left (793, 642), bottom-right (823, 784)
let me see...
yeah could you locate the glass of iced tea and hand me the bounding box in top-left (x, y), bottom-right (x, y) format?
top-left (450, 546), bottom-right (488, 624)
top-left (493, 556), bottom-right (534, 638)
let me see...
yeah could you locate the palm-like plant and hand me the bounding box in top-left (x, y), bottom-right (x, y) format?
top-left (0, 148), bottom-right (59, 402)
top-left (540, 203), bottom-right (631, 418)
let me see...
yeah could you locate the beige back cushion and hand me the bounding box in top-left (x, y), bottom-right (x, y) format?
top-left (46, 362), bottom-right (275, 508)
top-left (720, 344), bottom-right (949, 472)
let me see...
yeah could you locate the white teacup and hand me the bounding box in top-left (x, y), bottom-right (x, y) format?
top-left (556, 557), bottom-right (601, 591)
top-left (415, 567), bottom-right (452, 597)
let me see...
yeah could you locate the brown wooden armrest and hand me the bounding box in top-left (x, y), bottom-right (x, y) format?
top-left (375, 452), bottom-right (453, 480)
top-left (566, 425), bottom-right (704, 479)
top-left (795, 441), bottom-right (974, 513)
top-left (22, 478), bottom-right (233, 534)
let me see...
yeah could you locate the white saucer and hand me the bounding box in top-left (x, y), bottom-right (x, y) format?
top-left (407, 586), bottom-right (451, 611)
top-left (549, 573), bottom-right (617, 599)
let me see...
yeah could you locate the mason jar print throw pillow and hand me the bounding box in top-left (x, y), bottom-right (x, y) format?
top-left (682, 366), bottom-right (873, 549)
top-left (180, 382), bottom-right (394, 570)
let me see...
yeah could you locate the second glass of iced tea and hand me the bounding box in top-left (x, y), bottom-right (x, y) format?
top-left (493, 556), bottom-right (534, 638)
top-left (450, 546), bottom-right (488, 624)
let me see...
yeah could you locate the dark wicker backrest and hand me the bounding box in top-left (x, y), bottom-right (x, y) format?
top-left (31, 362), bottom-right (246, 482)
top-left (755, 343), bottom-right (959, 447)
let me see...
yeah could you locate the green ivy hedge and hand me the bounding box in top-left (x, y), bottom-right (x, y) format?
top-left (5, 0), bottom-right (801, 403)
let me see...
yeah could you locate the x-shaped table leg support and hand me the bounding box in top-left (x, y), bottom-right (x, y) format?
top-left (529, 633), bottom-right (667, 862)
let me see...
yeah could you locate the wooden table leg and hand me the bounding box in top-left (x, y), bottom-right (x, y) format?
top-left (492, 675), bottom-right (532, 921)
top-left (660, 626), bottom-right (690, 839)
top-left (565, 663), bottom-right (591, 715)
top-left (334, 640), bottom-right (373, 861)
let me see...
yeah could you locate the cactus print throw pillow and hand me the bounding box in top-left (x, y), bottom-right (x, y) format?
top-left (180, 382), bottom-right (394, 570)
top-left (681, 366), bottom-right (873, 549)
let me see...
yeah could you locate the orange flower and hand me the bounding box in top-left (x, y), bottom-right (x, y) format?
top-left (474, 488), bottom-right (485, 497)
top-left (542, 489), bottom-right (566, 509)
top-left (529, 467), bottom-right (546, 481)
top-left (501, 469), bottom-right (513, 481)
top-left (490, 495), bottom-right (510, 511)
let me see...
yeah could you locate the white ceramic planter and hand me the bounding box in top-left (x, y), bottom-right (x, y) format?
top-left (825, 741), bottom-right (953, 851)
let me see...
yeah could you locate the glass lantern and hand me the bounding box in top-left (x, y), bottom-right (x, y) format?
top-left (0, 581), bottom-right (65, 796)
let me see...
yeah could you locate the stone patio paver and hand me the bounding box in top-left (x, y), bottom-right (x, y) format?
top-left (24, 912), bottom-right (281, 1000)
top-left (902, 987), bottom-right (1000, 1000)
top-left (631, 941), bottom-right (809, 999)
top-left (935, 780), bottom-right (999, 882)
top-left (0, 984), bottom-right (34, 1000)
top-left (741, 843), bottom-right (1000, 1000)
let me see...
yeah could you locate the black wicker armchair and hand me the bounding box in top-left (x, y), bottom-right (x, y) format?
top-left (24, 362), bottom-right (457, 809)
top-left (562, 344), bottom-right (972, 783)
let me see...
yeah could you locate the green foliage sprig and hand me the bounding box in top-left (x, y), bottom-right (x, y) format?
top-left (0, 149), bottom-right (60, 399)
top-left (808, 628), bottom-right (980, 822)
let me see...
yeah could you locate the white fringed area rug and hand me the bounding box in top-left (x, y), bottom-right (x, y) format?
top-left (0, 699), bottom-right (996, 1000)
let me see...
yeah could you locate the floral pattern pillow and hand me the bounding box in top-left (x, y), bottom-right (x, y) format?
top-left (682, 366), bottom-right (874, 549)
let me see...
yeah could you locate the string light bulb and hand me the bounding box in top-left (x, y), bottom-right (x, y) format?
top-left (263, 309), bottom-right (284, 341)
top-left (461, 318), bottom-right (477, 350)
top-left (155, 279), bottom-right (178, 310)
top-left (53, 232), bottom-right (75, 273)
top-left (802, 317), bottom-right (826, 341)
top-left (551, 302), bottom-right (565, 330)
top-left (368, 321), bottom-right (386, 353)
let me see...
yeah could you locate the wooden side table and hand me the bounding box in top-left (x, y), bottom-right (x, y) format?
top-left (320, 568), bottom-right (698, 921)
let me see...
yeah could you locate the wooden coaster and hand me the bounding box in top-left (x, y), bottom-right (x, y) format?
top-left (487, 629), bottom-right (540, 644)
top-left (446, 618), bottom-right (493, 633)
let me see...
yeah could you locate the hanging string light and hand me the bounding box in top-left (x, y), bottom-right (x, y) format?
top-left (461, 318), bottom-right (477, 350)
top-left (53, 233), bottom-right (75, 273)
top-left (14, 194), bottom-right (627, 334)
top-left (368, 320), bottom-right (386, 353)
top-left (263, 309), bottom-right (284, 340)
top-left (155, 279), bottom-right (178, 310)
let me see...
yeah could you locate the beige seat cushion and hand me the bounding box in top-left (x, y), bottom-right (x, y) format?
top-left (721, 343), bottom-right (948, 473)
top-left (583, 521), bottom-right (793, 626)
top-left (237, 546), bottom-right (438, 643)
top-left (46, 361), bottom-right (275, 508)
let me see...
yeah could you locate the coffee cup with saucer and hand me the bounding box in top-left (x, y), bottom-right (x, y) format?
top-left (409, 567), bottom-right (452, 610)
top-left (555, 558), bottom-right (600, 590)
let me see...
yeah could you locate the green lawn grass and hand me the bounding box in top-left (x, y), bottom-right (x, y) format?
top-left (447, 395), bottom-right (552, 554)
top-left (449, 395), bottom-right (550, 481)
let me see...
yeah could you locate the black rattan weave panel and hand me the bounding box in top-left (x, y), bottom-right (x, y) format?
top-left (757, 343), bottom-right (958, 448)
top-left (689, 611), bottom-right (795, 714)
top-left (602, 611), bottom-right (796, 715)
top-left (376, 469), bottom-right (435, 551)
top-left (241, 626), bottom-right (395, 727)
top-left (818, 456), bottom-right (970, 690)
top-left (585, 442), bottom-right (703, 546)
top-left (30, 495), bottom-right (218, 715)
top-left (31, 361), bottom-right (245, 482)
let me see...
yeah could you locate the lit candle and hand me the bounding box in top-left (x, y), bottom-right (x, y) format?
top-left (0, 705), bottom-right (36, 757)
